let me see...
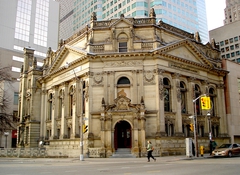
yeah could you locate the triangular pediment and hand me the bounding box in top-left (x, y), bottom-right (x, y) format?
top-left (110, 17), bottom-right (133, 28)
top-left (48, 45), bottom-right (88, 75)
top-left (156, 39), bottom-right (213, 67)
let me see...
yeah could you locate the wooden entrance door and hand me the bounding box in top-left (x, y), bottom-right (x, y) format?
top-left (114, 121), bottom-right (131, 149)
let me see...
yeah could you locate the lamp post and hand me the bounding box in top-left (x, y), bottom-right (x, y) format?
top-left (4, 132), bottom-right (9, 148)
top-left (192, 94), bottom-right (206, 158)
top-left (207, 111), bottom-right (212, 155)
top-left (65, 62), bottom-right (84, 161)
top-left (207, 112), bottom-right (211, 140)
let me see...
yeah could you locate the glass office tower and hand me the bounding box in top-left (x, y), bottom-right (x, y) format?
top-left (60, 0), bottom-right (209, 43)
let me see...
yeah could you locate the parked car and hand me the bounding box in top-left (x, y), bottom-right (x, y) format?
top-left (212, 143), bottom-right (240, 157)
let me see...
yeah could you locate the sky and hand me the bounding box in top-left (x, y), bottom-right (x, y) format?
top-left (205, 0), bottom-right (226, 31)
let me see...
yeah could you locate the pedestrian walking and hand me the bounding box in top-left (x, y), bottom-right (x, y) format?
top-left (147, 140), bottom-right (156, 162)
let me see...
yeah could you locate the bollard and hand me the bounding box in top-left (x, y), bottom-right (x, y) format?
top-left (200, 146), bottom-right (204, 157)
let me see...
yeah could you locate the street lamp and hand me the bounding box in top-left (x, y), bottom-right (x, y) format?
top-left (207, 111), bottom-right (212, 155)
top-left (207, 112), bottom-right (211, 140)
top-left (65, 62), bottom-right (84, 161)
top-left (192, 94), bottom-right (206, 157)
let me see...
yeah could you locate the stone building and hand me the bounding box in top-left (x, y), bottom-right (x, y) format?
top-left (17, 10), bottom-right (229, 158)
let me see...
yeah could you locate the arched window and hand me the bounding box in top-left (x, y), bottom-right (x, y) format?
top-left (118, 33), bottom-right (128, 52)
top-left (117, 77), bottom-right (130, 85)
top-left (82, 81), bottom-right (86, 114)
top-left (48, 93), bottom-right (53, 120)
top-left (163, 78), bottom-right (171, 112)
top-left (194, 84), bottom-right (201, 115)
top-left (59, 89), bottom-right (63, 118)
top-left (209, 88), bottom-right (215, 116)
top-left (67, 127), bottom-right (71, 139)
top-left (180, 81), bottom-right (187, 113)
top-left (165, 123), bottom-right (174, 136)
top-left (69, 86), bottom-right (74, 116)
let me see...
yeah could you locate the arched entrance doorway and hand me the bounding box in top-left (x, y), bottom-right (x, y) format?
top-left (114, 120), bottom-right (132, 149)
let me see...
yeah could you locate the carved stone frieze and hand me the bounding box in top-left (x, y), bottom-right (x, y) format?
top-left (105, 60), bottom-right (142, 67)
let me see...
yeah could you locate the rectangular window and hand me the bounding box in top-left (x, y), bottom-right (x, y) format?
top-left (226, 54), bottom-right (230, 58)
top-left (229, 38), bottom-right (233, 43)
top-left (226, 47), bottom-right (229, 51)
top-left (225, 39), bottom-right (229, 45)
top-left (231, 52), bottom-right (235, 57)
top-left (12, 67), bottom-right (21, 73)
top-left (13, 56), bottom-right (24, 62)
top-left (230, 45), bottom-right (234, 50)
top-left (234, 36), bottom-right (238, 42)
top-left (235, 44), bottom-right (239, 49)
top-left (119, 42), bottom-right (127, 52)
top-left (14, 92), bottom-right (19, 105)
top-left (220, 41), bottom-right (224, 46)
top-left (132, 3), bottom-right (136, 8)
top-left (236, 51), bottom-right (240, 55)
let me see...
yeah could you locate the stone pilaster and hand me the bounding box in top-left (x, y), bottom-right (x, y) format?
top-left (172, 73), bottom-right (183, 136)
top-left (217, 83), bottom-right (228, 137)
top-left (155, 68), bottom-right (166, 136)
top-left (60, 82), bottom-right (69, 139)
top-left (52, 86), bottom-right (59, 139)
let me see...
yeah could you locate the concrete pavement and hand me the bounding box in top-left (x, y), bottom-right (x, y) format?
top-left (0, 153), bottom-right (212, 163)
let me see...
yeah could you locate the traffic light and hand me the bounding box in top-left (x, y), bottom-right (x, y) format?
top-left (189, 123), bottom-right (194, 132)
top-left (200, 97), bottom-right (211, 110)
top-left (83, 124), bottom-right (88, 133)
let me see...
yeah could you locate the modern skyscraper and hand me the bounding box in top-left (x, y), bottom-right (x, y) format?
top-left (224, 0), bottom-right (240, 24)
top-left (0, 0), bottom-right (59, 148)
top-left (209, 0), bottom-right (240, 62)
top-left (58, 0), bottom-right (209, 43)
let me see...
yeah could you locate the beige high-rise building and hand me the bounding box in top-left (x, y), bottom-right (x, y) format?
top-left (209, 0), bottom-right (240, 63)
top-left (224, 0), bottom-right (240, 24)
top-left (17, 11), bottom-right (229, 158)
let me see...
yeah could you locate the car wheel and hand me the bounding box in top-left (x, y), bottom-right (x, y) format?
top-left (228, 151), bottom-right (232, 157)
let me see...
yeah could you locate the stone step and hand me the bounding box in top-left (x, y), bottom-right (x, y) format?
top-left (110, 148), bottom-right (136, 158)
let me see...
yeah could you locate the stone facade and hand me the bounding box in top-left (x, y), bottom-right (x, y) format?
top-left (17, 10), bottom-right (229, 158)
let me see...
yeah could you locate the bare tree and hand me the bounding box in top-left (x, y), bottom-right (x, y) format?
top-left (0, 66), bottom-right (16, 132)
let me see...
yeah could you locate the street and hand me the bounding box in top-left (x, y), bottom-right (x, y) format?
top-left (0, 156), bottom-right (240, 175)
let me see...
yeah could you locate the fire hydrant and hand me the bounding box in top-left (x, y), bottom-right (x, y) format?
top-left (200, 146), bottom-right (204, 157)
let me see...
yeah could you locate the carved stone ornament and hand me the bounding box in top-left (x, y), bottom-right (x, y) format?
top-left (115, 95), bottom-right (131, 111)
top-left (159, 78), bottom-right (164, 100)
top-left (93, 72), bottom-right (103, 84)
top-left (176, 80), bottom-right (181, 102)
top-left (144, 70), bottom-right (155, 83)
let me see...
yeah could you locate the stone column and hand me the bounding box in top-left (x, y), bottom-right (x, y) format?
top-left (109, 71), bottom-right (115, 104)
top-left (61, 82), bottom-right (69, 139)
top-left (138, 70), bottom-right (144, 103)
top-left (51, 85), bottom-right (59, 139)
top-left (172, 73), bottom-right (183, 136)
top-left (217, 83), bottom-right (228, 136)
top-left (132, 113), bottom-right (139, 155)
top-left (156, 69), bottom-right (165, 136)
top-left (72, 79), bottom-right (80, 138)
top-left (187, 77), bottom-right (195, 116)
top-left (132, 70), bottom-right (138, 104)
top-left (40, 86), bottom-right (47, 139)
top-left (105, 114), bottom-right (112, 157)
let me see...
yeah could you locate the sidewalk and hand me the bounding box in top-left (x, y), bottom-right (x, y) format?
top-left (0, 154), bottom-right (212, 163)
